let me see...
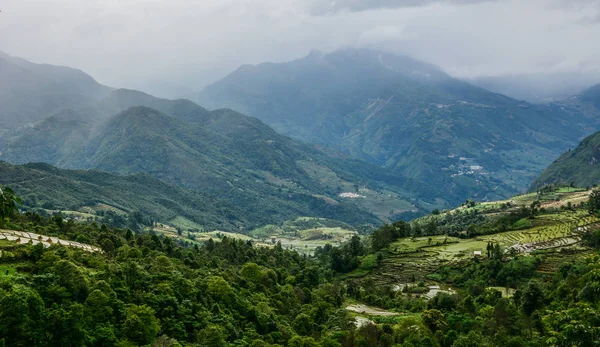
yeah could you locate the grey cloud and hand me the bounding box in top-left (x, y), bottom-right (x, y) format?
top-left (310, 0), bottom-right (499, 15)
top-left (0, 0), bottom-right (599, 95)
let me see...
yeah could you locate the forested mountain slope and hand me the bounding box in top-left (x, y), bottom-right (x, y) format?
top-left (530, 129), bottom-right (600, 190)
top-left (0, 161), bottom-right (253, 230)
top-left (1, 103), bottom-right (439, 227)
top-left (199, 48), bottom-right (599, 201)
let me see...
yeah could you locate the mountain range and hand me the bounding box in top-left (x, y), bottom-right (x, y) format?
top-left (0, 68), bottom-right (439, 228)
top-left (1, 48), bottom-right (600, 231)
top-left (198, 48), bottom-right (600, 201)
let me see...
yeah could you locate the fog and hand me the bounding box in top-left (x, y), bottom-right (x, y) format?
top-left (1, 0), bottom-right (599, 98)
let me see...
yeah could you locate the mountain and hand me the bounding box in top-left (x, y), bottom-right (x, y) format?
top-left (1, 98), bottom-right (439, 227)
top-left (198, 48), bottom-right (598, 202)
top-left (469, 73), bottom-right (600, 104)
top-left (0, 51), bottom-right (113, 129)
top-left (0, 161), bottom-right (250, 230)
top-left (530, 129), bottom-right (600, 190)
top-left (97, 88), bottom-right (212, 123)
top-left (580, 84), bottom-right (600, 110)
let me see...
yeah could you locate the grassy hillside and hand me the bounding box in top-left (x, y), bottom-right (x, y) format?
top-left (0, 161), bottom-right (253, 230)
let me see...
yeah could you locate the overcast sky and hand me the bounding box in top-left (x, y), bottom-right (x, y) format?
top-left (1, 0), bottom-right (600, 93)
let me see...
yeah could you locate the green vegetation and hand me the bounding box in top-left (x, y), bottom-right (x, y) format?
top-left (0, 183), bottom-right (599, 346)
top-left (1, 98), bottom-right (441, 227)
top-left (531, 128), bottom-right (600, 190)
top-left (0, 161), bottom-right (253, 231)
top-left (0, 210), bottom-right (358, 346)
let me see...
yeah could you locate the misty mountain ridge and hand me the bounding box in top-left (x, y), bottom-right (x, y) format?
top-left (1, 84), bottom-right (444, 227)
top-left (198, 48), bottom-right (600, 202)
top-left (2, 48), bottom-right (600, 226)
top-left (469, 72), bottom-right (600, 104)
top-left (0, 50), bottom-right (113, 129)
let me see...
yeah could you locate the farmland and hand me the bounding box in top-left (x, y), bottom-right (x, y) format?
top-left (355, 187), bottom-right (599, 288)
top-left (149, 216), bottom-right (358, 254)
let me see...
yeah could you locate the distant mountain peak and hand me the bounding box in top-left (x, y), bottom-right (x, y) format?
top-left (198, 49), bottom-right (599, 204)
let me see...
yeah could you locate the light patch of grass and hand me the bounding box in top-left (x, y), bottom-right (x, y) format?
top-left (0, 239), bottom-right (17, 247)
top-left (91, 203), bottom-right (127, 215)
top-left (249, 225), bottom-right (283, 239)
top-left (196, 231), bottom-right (254, 241)
top-left (555, 187), bottom-right (586, 193)
top-left (169, 216), bottom-right (205, 232)
top-left (297, 227), bottom-right (355, 240)
top-left (390, 236), bottom-right (460, 253)
top-left (45, 209), bottom-right (97, 219)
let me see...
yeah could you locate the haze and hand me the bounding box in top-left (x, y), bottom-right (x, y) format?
top-left (1, 0), bottom-right (600, 99)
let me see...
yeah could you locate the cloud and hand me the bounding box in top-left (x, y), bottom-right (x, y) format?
top-left (357, 25), bottom-right (419, 45)
top-left (0, 0), bottom-right (599, 94)
top-left (309, 0), bottom-right (498, 15)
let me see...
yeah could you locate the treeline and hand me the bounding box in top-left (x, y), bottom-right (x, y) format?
top-left (0, 212), bottom-right (356, 346)
top-left (342, 251), bottom-right (600, 346)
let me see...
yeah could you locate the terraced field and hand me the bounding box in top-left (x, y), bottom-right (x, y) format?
top-left (0, 229), bottom-right (101, 252)
top-left (450, 188), bottom-right (591, 215)
top-left (152, 217), bottom-right (357, 254)
top-left (363, 209), bottom-right (599, 286)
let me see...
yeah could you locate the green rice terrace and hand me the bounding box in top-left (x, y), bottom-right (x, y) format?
top-left (352, 187), bottom-right (599, 289)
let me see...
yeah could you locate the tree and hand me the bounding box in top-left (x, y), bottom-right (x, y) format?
top-left (196, 325), bottom-right (227, 347)
top-left (521, 281), bottom-right (543, 316)
top-left (589, 189), bottom-right (600, 214)
top-left (349, 235), bottom-right (363, 257)
top-left (54, 260), bottom-right (89, 301)
top-left (422, 309), bottom-right (447, 332)
top-left (122, 304), bottom-right (160, 345)
top-left (530, 200), bottom-right (541, 216)
top-left (292, 313), bottom-right (313, 336)
top-left (0, 185), bottom-right (20, 221)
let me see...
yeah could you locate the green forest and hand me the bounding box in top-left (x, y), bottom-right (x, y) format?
top-left (0, 184), bottom-right (599, 346)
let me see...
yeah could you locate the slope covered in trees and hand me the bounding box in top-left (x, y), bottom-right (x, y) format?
top-left (0, 103), bottom-right (439, 228)
top-left (0, 161), bottom-right (253, 230)
top-left (530, 129), bottom-right (600, 190)
top-left (0, 186), bottom-right (600, 346)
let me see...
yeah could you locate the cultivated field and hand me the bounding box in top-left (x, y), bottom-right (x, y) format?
top-left (151, 217), bottom-right (357, 254)
top-left (361, 193), bottom-right (599, 287)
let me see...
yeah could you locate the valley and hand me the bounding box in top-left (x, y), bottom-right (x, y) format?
top-left (2, 2), bottom-right (600, 346)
